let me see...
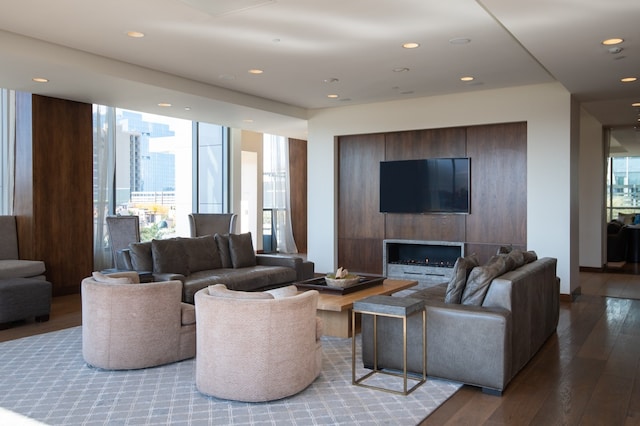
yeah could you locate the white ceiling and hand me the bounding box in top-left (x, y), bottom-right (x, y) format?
top-left (0, 0), bottom-right (638, 145)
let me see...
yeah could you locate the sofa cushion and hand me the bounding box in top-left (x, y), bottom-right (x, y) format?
top-left (461, 255), bottom-right (509, 306)
top-left (229, 232), bottom-right (257, 268)
top-left (128, 241), bottom-right (153, 272)
top-left (91, 271), bottom-right (133, 284)
top-left (0, 259), bottom-right (46, 280)
top-left (507, 249), bottom-right (526, 268)
top-left (207, 283), bottom-right (273, 299)
top-left (152, 238), bottom-right (189, 275)
top-left (181, 302), bottom-right (196, 325)
top-left (181, 235), bottom-right (222, 273)
top-left (214, 234), bottom-right (233, 268)
top-left (444, 254), bottom-right (479, 304)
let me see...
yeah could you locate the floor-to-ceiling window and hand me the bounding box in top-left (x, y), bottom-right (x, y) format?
top-left (0, 89), bottom-right (15, 215)
top-left (607, 156), bottom-right (640, 221)
top-left (93, 106), bottom-right (229, 268)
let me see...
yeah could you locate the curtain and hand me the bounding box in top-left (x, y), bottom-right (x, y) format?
top-left (0, 89), bottom-right (15, 215)
top-left (93, 105), bottom-right (116, 270)
top-left (264, 134), bottom-right (298, 254)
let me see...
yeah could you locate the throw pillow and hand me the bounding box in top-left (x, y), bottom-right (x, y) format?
top-left (151, 238), bottom-right (189, 275)
top-left (497, 245), bottom-right (513, 254)
top-left (229, 232), bottom-right (257, 268)
top-left (128, 241), bottom-right (153, 272)
top-left (181, 235), bottom-right (222, 273)
top-left (507, 249), bottom-right (526, 268)
top-left (91, 271), bottom-right (133, 284)
top-left (444, 254), bottom-right (479, 304)
top-left (215, 233), bottom-right (233, 268)
top-left (461, 255), bottom-right (508, 306)
top-left (522, 250), bottom-right (538, 264)
top-left (265, 285), bottom-right (298, 299)
top-left (207, 284), bottom-right (273, 299)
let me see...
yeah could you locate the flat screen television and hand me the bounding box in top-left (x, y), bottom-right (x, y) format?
top-left (379, 158), bottom-right (470, 214)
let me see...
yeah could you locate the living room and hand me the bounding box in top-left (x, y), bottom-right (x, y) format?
top-left (1, 0), bottom-right (640, 424)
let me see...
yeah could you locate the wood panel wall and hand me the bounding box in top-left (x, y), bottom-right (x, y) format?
top-left (14, 94), bottom-right (93, 296)
top-left (288, 138), bottom-right (308, 253)
top-left (337, 122), bottom-right (527, 273)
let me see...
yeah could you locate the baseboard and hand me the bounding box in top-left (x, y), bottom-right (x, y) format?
top-left (560, 286), bottom-right (581, 303)
top-left (579, 266), bottom-right (605, 273)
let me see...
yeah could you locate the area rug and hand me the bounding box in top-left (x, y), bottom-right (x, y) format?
top-left (0, 327), bottom-right (461, 425)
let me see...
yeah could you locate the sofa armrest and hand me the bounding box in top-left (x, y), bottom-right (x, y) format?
top-left (153, 273), bottom-right (186, 283)
top-left (426, 302), bottom-right (511, 393)
top-left (256, 254), bottom-right (306, 279)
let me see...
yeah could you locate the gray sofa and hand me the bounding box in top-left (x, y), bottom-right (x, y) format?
top-left (119, 232), bottom-right (313, 303)
top-left (362, 253), bottom-right (559, 395)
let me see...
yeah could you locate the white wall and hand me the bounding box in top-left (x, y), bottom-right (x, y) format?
top-left (307, 82), bottom-right (579, 296)
top-left (579, 108), bottom-right (606, 268)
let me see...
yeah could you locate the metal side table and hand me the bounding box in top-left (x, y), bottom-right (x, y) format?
top-left (352, 295), bottom-right (426, 395)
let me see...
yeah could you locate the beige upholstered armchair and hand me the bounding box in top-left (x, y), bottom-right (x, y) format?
top-left (195, 284), bottom-right (322, 402)
top-left (81, 271), bottom-right (196, 370)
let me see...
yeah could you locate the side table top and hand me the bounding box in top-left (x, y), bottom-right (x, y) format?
top-left (353, 295), bottom-right (425, 316)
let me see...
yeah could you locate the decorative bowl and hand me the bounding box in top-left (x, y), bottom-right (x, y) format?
top-left (324, 274), bottom-right (361, 288)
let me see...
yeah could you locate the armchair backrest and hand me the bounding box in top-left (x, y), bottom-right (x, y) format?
top-left (188, 213), bottom-right (237, 237)
top-left (106, 216), bottom-right (141, 269)
top-left (0, 215), bottom-right (19, 260)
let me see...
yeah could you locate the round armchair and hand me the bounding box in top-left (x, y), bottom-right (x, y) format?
top-left (194, 284), bottom-right (322, 402)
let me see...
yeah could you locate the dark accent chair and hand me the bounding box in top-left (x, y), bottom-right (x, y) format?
top-left (607, 220), bottom-right (628, 262)
top-left (188, 213), bottom-right (237, 237)
top-left (106, 216), bottom-right (141, 269)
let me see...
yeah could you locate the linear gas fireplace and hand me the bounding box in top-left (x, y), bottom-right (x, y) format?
top-left (383, 239), bottom-right (464, 285)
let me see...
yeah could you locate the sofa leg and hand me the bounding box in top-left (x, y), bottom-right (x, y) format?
top-left (482, 387), bottom-right (502, 396)
top-left (35, 314), bottom-right (50, 322)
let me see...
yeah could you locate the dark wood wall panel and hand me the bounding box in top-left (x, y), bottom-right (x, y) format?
top-left (15, 94), bottom-right (93, 296)
top-left (337, 122), bottom-right (527, 275)
top-left (288, 138), bottom-right (307, 253)
top-left (338, 238), bottom-right (383, 275)
top-left (338, 134), bottom-right (385, 239)
top-left (465, 122), bottom-right (527, 247)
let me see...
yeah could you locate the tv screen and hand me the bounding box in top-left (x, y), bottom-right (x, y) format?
top-left (379, 158), bottom-right (470, 213)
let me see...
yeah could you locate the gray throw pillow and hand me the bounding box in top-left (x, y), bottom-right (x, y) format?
top-left (128, 241), bottom-right (153, 272)
top-left (228, 232), bottom-right (257, 268)
top-left (522, 250), bottom-right (538, 264)
top-left (151, 238), bottom-right (189, 275)
top-left (181, 235), bottom-right (222, 273)
top-left (507, 249), bottom-right (526, 268)
top-left (444, 254), bottom-right (479, 304)
top-left (214, 233), bottom-right (233, 268)
top-left (461, 255), bottom-right (508, 306)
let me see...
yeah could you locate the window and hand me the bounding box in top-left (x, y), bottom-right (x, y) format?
top-left (607, 156), bottom-right (640, 221)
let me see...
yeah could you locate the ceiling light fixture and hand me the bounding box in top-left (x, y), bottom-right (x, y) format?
top-left (633, 102), bottom-right (640, 107)
top-left (460, 76), bottom-right (474, 82)
top-left (243, 119), bottom-right (254, 123)
top-left (327, 94), bottom-right (339, 99)
top-left (32, 77), bottom-right (49, 83)
top-left (392, 67), bottom-right (410, 73)
top-left (621, 77), bottom-right (638, 83)
top-left (402, 42), bottom-right (420, 49)
top-left (184, 107), bottom-right (191, 111)
top-left (127, 31), bottom-right (145, 38)
top-left (248, 69), bottom-right (264, 74)
top-left (323, 78), bottom-right (339, 83)
top-left (602, 38), bottom-right (623, 45)
top-left (158, 103), bottom-right (172, 107)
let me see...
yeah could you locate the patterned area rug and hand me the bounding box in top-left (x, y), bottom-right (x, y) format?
top-left (0, 327), bottom-right (461, 425)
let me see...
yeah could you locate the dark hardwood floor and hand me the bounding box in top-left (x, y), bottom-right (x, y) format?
top-left (1, 273), bottom-right (639, 425)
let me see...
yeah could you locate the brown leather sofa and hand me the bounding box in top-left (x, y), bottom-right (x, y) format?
top-left (361, 255), bottom-right (559, 395)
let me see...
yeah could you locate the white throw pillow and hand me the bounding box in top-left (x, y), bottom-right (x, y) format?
top-left (91, 271), bottom-right (133, 284)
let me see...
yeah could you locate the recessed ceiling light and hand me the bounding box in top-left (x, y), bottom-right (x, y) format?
top-left (449, 37), bottom-right (471, 45)
top-left (327, 94), bottom-right (339, 99)
top-left (460, 76), bottom-right (474, 82)
top-left (127, 31), bottom-right (145, 38)
top-left (243, 119), bottom-right (254, 123)
top-left (32, 77), bottom-right (49, 83)
top-left (392, 67), bottom-right (410, 73)
top-left (621, 77), bottom-right (638, 83)
top-left (602, 38), bottom-right (623, 45)
top-left (323, 78), bottom-right (339, 83)
top-left (184, 107), bottom-right (191, 111)
top-left (402, 42), bottom-right (420, 49)
top-left (248, 69), bottom-right (264, 74)
top-left (158, 103), bottom-right (172, 107)
top-left (633, 102), bottom-right (640, 107)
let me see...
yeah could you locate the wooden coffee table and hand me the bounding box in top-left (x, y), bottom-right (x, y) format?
top-left (301, 278), bottom-right (418, 338)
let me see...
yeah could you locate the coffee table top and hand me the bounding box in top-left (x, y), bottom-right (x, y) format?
top-left (306, 279), bottom-right (418, 312)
